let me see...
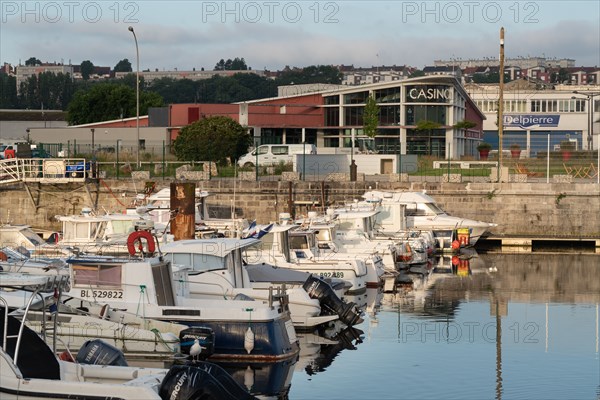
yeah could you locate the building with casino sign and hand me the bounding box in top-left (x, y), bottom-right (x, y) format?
top-left (167, 75), bottom-right (485, 159)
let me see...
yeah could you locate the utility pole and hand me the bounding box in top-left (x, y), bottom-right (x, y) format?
top-left (498, 27), bottom-right (505, 182)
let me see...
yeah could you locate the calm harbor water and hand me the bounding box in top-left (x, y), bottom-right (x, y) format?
top-left (133, 252), bottom-right (599, 400)
top-left (274, 252), bottom-right (599, 400)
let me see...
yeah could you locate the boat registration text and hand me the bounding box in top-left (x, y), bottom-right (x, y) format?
top-left (78, 289), bottom-right (123, 299)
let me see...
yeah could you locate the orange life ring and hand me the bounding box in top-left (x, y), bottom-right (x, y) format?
top-left (126, 230), bottom-right (156, 256)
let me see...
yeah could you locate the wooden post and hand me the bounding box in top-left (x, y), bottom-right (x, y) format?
top-left (170, 182), bottom-right (195, 241)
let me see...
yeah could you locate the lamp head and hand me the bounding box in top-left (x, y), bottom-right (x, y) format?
top-left (128, 26), bottom-right (134, 32)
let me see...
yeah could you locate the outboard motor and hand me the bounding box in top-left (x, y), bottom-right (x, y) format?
top-left (179, 327), bottom-right (215, 360)
top-left (75, 339), bottom-right (128, 366)
top-left (302, 275), bottom-right (364, 326)
top-left (159, 363), bottom-right (256, 400)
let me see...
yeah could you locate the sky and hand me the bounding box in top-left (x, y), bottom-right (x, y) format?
top-left (1, 0), bottom-right (599, 71)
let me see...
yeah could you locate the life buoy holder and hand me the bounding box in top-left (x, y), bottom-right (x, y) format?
top-left (127, 230), bottom-right (156, 256)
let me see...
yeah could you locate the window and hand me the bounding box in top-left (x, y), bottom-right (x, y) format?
top-left (271, 146), bottom-right (289, 155)
top-left (343, 91), bottom-right (369, 104)
top-left (344, 107), bottom-right (364, 126)
top-left (324, 107), bottom-right (339, 126)
top-left (324, 95), bottom-right (340, 105)
top-left (374, 87), bottom-right (400, 103)
top-left (252, 146), bottom-right (269, 156)
top-left (73, 264), bottom-right (122, 288)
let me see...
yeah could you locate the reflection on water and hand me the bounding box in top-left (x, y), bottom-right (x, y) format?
top-left (290, 252), bottom-right (600, 400)
top-left (133, 253), bottom-right (600, 399)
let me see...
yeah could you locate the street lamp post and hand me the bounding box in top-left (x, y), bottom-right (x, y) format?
top-left (128, 26), bottom-right (140, 168)
top-left (90, 128), bottom-right (95, 159)
top-left (572, 91), bottom-right (600, 184)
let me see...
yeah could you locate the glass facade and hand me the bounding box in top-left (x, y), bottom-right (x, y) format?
top-left (316, 82), bottom-right (471, 157)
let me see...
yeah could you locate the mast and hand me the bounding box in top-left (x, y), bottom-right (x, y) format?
top-left (498, 27), bottom-right (505, 182)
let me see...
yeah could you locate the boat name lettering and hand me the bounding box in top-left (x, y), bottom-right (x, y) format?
top-left (79, 289), bottom-right (123, 299)
top-left (319, 271), bottom-right (344, 278)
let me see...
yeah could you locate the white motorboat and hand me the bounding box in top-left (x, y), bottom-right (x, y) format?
top-left (127, 187), bottom-right (249, 238)
top-left (360, 190), bottom-right (497, 251)
top-left (61, 232), bottom-right (300, 361)
top-left (245, 223), bottom-right (369, 295)
top-left (295, 209), bottom-right (410, 274)
top-left (0, 224), bottom-right (68, 258)
top-left (161, 237), bottom-right (363, 330)
top-left (0, 272), bottom-right (257, 400)
top-left (55, 208), bottom-right (158, 256)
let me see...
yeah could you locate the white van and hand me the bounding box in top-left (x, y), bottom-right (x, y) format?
top-left (238, 144), bottom-right (316, 168)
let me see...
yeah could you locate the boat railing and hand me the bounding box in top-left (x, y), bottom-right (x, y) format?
top-left (0, 274), bottom-right (70, 363)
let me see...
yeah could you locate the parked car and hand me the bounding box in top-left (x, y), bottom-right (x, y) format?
top-left (31, 148), bottom-right (53, 158)
top-left (237, 144), bottom-right (317, 168)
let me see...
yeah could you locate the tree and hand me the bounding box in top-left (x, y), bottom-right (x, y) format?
top-left (80, 60), bottom-right (94, 80)
top-left (66, 83), bottom-right (163, 125)
top-left (0, 74), bottom-right (18, 108)
top-left (114, 58), bottom-right (132, 73)
top-left (415, 120), bottom-right (443, 155)
top-left (173, 116), bottom-right (251, 165)
top-left (18, 72), bottom-right (75, 110)
top-left (25, 57), bottom-right (41, 66)
top-left (453, 120), bottom-right (477, 130)
top-left (363, 94), bottom-right (379, 138)
top-left (214, 59), bottom-right (226, 71)
top-left (275, 65), bottom-right (343, 85)
top-left (551, 68), bottom-right (570, 84)
top-left (230, 57), bottom-right (248, 70)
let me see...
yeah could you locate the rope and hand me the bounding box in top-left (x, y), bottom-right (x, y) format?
top-left (99, 178), bottom-right (128, 208)
top-left (150, 328), bottom-right (177, 353)
top-left (136, 285), bottom-right (146, 318)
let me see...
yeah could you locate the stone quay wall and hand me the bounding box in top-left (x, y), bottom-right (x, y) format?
top-left (0, 179), bottom-right (599, 238)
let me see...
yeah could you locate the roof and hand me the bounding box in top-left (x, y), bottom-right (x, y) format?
top-left (0, 109), bottom-right (67, 122)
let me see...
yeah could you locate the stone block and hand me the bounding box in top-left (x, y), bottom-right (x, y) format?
top-left (175, 164), bottom-right (191, 175)
top-left (510, 174), bottom-right (528, 183)
top-left (239, 171), bottom-right (256, 181)
top-left (131, 171), bottom-right (150, 180)
top-left (553, 174), bottom-right (573, 183)
top-left (326, 173), bottom-right (349, 182)
top-left (281, 172), bottom-right (300, 181)
top-left (389, 173), bottom-right (409, 182)
top-left (201, 162), bottom-right (218, 176)
top-left (180, 171), bottom-right (209, 181)
top-left (443, 173), bottom-right (462, 183)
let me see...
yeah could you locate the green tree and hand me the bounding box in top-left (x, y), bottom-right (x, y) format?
top-left (415, 120), bottom-right (443, 155)
top-left (453, 120), bottom-right (477, 130)
top-left (551, 68), bottom-right (570, 84)
top-left (275, 65), bottom-right (343, 85)
top-left (114, 58), bottom-right (132, 73)
top-left (0, 74), bottom-right (18, 108)
top-left (80, 60), bottom-right (94, 80)
top-left (363, 94), bottom-right (379, 138)
top-left (66, 83), bottom-right (163, 125)
top-left (214, 59), bottom-right (226, 71)
top-left (230, 57), bottom-right (248, 70)
top-left (25, 57), bottom-right (41, 66)
top-left (173, 116), bottom-right (251, 165)
top-left (18, 72), bottom-right (75, 110)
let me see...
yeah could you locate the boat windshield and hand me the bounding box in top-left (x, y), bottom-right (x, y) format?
top-left (166, 253), bottom-right (225, 272)
top-left (405, 202), bottom-right (445, 216)
top-left (18, 229), bottom-right (45, 246)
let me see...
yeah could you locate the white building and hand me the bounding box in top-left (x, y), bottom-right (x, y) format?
top-left (465, 81), bottom-right (600, 155)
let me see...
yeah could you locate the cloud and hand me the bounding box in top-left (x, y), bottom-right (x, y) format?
top-left (1, 3), bottom-right (598, 70)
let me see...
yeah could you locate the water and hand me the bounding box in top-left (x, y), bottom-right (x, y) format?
top-left (284, 252), bottom-right (600, 400)
top-left (134, 252), bottom-right (600, 399)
